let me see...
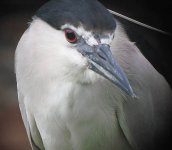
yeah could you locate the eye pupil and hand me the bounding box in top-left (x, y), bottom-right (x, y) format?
top-left (66, 32), bottom-right (75, 40)
top-left (65, 29), bottom-right (77, 43)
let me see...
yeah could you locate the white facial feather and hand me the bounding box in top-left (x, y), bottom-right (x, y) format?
top-left (15, 18), bottom-right (133, 150)
top-left (61, 24), bottom-right (114, 46)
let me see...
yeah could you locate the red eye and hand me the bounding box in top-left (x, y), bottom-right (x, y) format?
top-left (64, 29), bottom-right (77, 43)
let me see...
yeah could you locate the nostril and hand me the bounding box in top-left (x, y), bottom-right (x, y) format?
top-left (98, 52), bottom-right (107, 61)
top-left (96, 44), bottom-right (110, 61)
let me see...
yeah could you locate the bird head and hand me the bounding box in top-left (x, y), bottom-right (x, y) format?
top-left (18, 0), bottom-right (134, 96)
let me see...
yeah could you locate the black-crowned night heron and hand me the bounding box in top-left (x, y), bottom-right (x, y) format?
top-left (15, 0), bottom-right (172, 150)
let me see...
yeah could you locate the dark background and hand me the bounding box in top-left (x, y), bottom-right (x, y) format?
top-left (0, 0), bottom-right (172, 150)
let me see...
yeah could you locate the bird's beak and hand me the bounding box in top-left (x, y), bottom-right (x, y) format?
top-left (78, 44), bottom-right (135, 97)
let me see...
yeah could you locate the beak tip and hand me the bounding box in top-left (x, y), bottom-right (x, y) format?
top-left (125, 83), bottom-right (137, 98)
top-left (131, 92), bottom-right (137, 98)
top-left (128, 88), bottom-right (137, 98)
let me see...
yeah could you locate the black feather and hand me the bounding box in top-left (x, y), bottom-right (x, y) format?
top-left (35, 0), bottom-right (116, 32)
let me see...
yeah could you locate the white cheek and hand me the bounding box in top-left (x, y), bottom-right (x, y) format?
top-left (63, 47), bottom-right (88, 69)
top-left (16, 19), bottom-right (88, 85)
top-left (16, 19), bottom-right (103, 89)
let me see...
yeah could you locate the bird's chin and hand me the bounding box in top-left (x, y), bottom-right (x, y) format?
top-left (76, 68), bottom-right (104, 85)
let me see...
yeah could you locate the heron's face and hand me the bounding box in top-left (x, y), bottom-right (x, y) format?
top-left (24, 19), bottom-right (134, 96)
top-left (60, 23), bottom-right (115, 84)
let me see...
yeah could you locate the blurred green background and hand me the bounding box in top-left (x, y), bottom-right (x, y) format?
top-left (0, 0), bottom-right (171, 150)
